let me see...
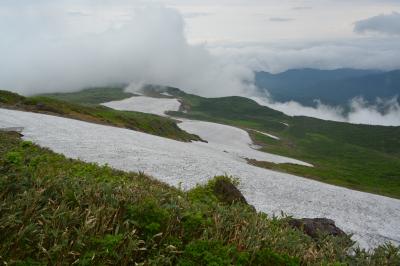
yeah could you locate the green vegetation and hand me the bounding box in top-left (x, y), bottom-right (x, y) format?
top-left (0, 90), bottom-right (201, 142)
top-left (40, 86), bottom-right (134, 105)
top-left (1, 131), bottom-right (399, 265)
top-left (166, 88), bottom-right (400, 198)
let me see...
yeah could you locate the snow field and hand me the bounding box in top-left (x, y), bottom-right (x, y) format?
top-left (102, 96), bottom-right (181, 116)
top-left (177, 120), bottom-right (310, 166)
top-left (1, 108), bottom-right (399, 249)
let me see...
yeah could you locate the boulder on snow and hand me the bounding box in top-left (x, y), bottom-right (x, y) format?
top-left (289, 218), bottom-right (347, 239)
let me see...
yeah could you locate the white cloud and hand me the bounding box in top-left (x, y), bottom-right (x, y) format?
top-left (354, 12), bottom-right (400, 36)
top-left (292, 6), bottom-right (312, 10)
top-left (269, 17), bottom-right (294, 22)
top-left (0, 3), bottom-right (254, 97)
top-left (252, 96), bottom-right (400, 126)
top-left (209, 38), bottom-right (400, 73)
top-left (347, 97), bottom-right (400, 126)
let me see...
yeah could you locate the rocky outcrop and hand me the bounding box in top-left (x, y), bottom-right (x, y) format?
top-left (289, 218), bottom-right (347, 239)
top-left (213, 178), bottom-right (248, 205)
top-left (0, 128), bottom-right (24, 137)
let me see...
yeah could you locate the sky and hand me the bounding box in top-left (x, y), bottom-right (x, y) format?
top-left (1, 0), bottom-right (400, 125)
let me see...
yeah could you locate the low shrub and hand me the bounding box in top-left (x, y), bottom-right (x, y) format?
top-left (1, 132), bottom-right (399, 265)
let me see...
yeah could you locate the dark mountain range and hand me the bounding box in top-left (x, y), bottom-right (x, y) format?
top-left (255, 69), bottom-right (400, 107)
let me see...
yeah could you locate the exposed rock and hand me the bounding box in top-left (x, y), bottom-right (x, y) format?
top-left (213, 178), bottom-right (248, 205)
top-left (0, 128), bottom-right (24, 137)
top-left (289, 218), bottom-right (347, 239)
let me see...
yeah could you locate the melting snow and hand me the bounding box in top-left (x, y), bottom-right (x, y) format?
top-left (102, 96), bottom-right (180, 116)
top-left (1, 108), bottom-right (399, 250)
top-left (250, 129), bottom-right (281, 140)
top-left (178, 120), bottom-right (306, 166)
top-left (281, 122), bottom-right (289, 127)
top-left (160, 92), bottom-right (172, 97)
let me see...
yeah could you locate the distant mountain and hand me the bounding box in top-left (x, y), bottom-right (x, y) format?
top-left (255, 68), bottom-right (400, 106)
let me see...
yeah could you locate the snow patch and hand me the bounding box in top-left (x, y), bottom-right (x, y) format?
top-left (1, 108), bottom-right (399, 250)
top-left (102, 96), bottom-right (181, 116)
top-left (160, 92), bottom-right (172, 97)
top-left (251, 129), bottom-right (281, 140)
top-left (0, 126), bottom-right (24, 133)
top-left (280, 122), bottom-right (289, 127)
top-left (178, 120), bottom-right (305, 165)
top-left (104, 96), bottom-right (307, 166)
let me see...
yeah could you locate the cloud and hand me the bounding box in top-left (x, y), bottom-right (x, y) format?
top-left (292, 6), bottom-right (312, 11)
top-left (354, 12), bottom-right (400, 36)
top-left (269, 17), bottom-right (294, 22)
top-left (252, 96), bottom-right (400, 126)
top-left (208, 38), bottom-right (400, 73)
top-left (182, 12), bottom-right (211, 19)
top-left (66, 11), bottom-right (91, 17)
top-left (0, 3), bottom-right (254, 97)
top-left (347, 97), bottom-right (400, 126)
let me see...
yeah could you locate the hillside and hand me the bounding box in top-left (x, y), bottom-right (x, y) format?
top-left (255, 69), bottom-right (399, 107)
top-left (1, 131), bottom-right (399, 265)
top-left (3, 99), bottom-right (400, 248)
top-left (24, 86), bottom-right (400, 198)
top-left (40, 86), bottom-right (133, 105)
top-left (165, 88), bottom-right (400, 198)
top-left (0, 90), bottom-right (200, 142)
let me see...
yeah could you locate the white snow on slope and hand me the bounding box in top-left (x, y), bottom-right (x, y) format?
top-left (160, 92), bottom-right (172, 97)
top-left (102, 96), bottom-right (181, 116)
top-left (281, 122), bottom-right (289, 127)
top-left (1, 108), bottom-right (399, 250)
top-left (178, 120), bottom-right (307, 166)
top-left (251, 129), bottom-right (281, 140)
top-left (104, 96), bottom-right (309, 166)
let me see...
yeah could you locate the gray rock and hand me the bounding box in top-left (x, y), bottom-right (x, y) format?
top-left (289, 218), bottom-right (347, 239)
top-left (213, 178), bottom-right (248, 205)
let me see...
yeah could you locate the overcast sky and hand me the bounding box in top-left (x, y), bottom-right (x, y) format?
top-left (1, 0), bottom-right (400, 93)
top-left (169, 0), bottom-right (400, 43)
top-left (4, 0), bottom-right (399, 42)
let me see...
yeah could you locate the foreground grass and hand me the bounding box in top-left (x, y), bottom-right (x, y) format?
top-left (1, 131), bottom-right (399, 265)
top-left (166, 88), bottom-right (400, 199)
top-left (0, 90), bottom-right (200, 142)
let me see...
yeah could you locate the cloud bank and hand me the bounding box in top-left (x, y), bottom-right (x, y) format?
top-left (209, 38), bottom-right (400, 73)
top-left (1, 1), bottom-right (399, 126)
top-left (269, 17), bottom-right (294, 22)
top-left (0, 4), bottom-right (254, 97)
top-left (253, 96), bottom-right (400, 126)
top-left (354, 12), bottom-right (400, 36)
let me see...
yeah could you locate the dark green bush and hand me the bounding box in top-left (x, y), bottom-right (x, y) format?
top-left (5, 151), bottom-right (23, 165)
top-left (125, 199), bottom-right (170, 238)
top-left (177, 240), bottom-right (247, 266)
top-left (253, 248), bottom-right (300, 266)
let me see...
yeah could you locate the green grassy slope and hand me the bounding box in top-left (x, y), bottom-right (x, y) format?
top-left (26, 86), bottom-right (400, 197)
top-left (166, 88), bottom-right (400, 198)
top-left (40, 86), bottom-right (134, 105)
top-left (1, 131), bottom-right (398, 265)
top-left (0, 90), bottom-right (201, 142)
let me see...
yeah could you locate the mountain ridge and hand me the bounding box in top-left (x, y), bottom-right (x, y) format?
top-left (255, 68), bottom-right (400, 107)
